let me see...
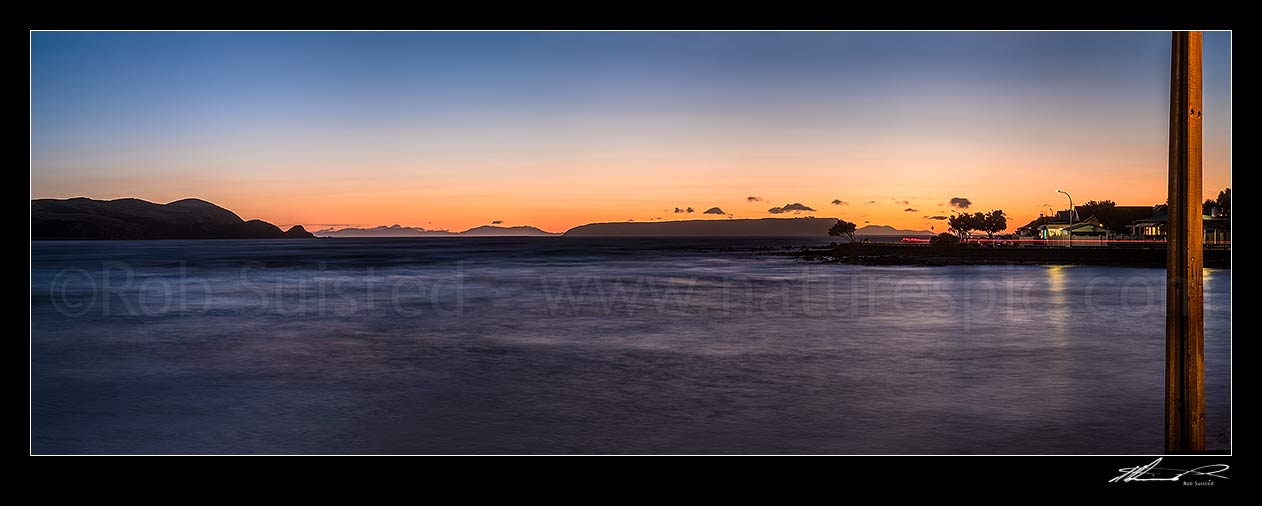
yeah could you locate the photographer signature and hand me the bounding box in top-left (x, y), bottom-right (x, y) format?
top-left (1109, 458), bottom-right (1229, 483)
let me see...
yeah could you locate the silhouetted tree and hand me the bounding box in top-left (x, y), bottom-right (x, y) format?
top-left (947, 213), bottom-right (976, 239)
top-left (980, 210), bottom-right (1007, 239)
top-left (828, 218), bottom-right (857, 243)
top-left (950, 210), bottom-right (1006, 240)
top-left (1216, 188), bottom-right (1231, 217)
top-left (1078, 200), bottom-right (1115, 222)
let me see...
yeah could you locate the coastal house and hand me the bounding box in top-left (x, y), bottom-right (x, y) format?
top-left (1027, 204), bottom-right (1228, 243)
top-left (1037, 213), bottom-right (1108, 238)
top-left (1036, 223), bottom-right (1069, 239)
top-left (1093, 206), bottom-right (1161, 233)
top-left (1126, 204), bottom-right (1231, 243)
top-left (1061, 221), bottom-right (1109, 237)
top-left (1034, 210), bottom-right (1073, 238)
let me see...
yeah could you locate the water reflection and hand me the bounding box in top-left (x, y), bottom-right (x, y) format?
top-left (29, 239), bottom-right (1231, 454)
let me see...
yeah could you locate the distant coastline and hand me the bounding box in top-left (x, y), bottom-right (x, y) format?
top-left (563, 217), bottom-right (931, 238)
top-left (315, 224), bottom-right (558, 238)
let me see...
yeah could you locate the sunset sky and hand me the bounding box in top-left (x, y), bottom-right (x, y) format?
top-left (31, 31), bottom-right (1231, 233)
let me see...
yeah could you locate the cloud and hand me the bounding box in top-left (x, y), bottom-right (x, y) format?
top-left (864, 220), bottom-right (870, 224)
top-left (687, 207), bottom-right (694, 213)
top-left (767, 202), bottom-right (816, 214)
top-left (703, 207), bottom-right (726, 215)
top-left (863, 200), bottom-right (877, 204)
top-left (746, 196), bottom-right (763, 202)
top-left (924, 215), bottom-right (949, 220)
top-left (904, 208), bottom-right (918, 212)
top-left (673, 207), bottom-right (696, 213)
top-left (831, 199), bottom-right (848, 205)
top-left (949, 197), bottom-right (972, 209)
top-left (491, 220), bottom-right (503, 225)
top-left (895, 200), bottom-right (910, 205)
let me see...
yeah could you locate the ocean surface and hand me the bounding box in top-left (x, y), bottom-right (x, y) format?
top-left (30, 238), bottom-right (1231, 454)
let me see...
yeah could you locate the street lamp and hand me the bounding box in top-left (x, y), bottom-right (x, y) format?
top-left (1056, 189), bottom-right (1074, 225)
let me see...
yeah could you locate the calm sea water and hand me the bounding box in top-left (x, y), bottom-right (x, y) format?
top-left (30, 238), bottom-right (1231, 454)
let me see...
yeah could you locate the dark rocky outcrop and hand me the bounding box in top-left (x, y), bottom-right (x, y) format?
top-left (283, 225), bottom-right (316, 239)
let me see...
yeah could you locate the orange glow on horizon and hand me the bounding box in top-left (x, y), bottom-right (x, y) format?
top-left (35, 145), bottom-right (1230, 235)
top-left (32, 127), bottom-right (1232, 234)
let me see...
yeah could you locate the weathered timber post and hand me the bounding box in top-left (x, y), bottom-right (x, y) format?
top-left (1165, 31), bottom-right (1205, 453)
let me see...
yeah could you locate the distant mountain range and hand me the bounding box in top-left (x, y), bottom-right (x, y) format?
top-left (316, 224), bottom-right (557, 238)
top-left (31, 197), bottom-right (315, 240)
top-left (314, 225), bottom-right (455, 237)
top-left (854, 224), bottom-right (933, 236)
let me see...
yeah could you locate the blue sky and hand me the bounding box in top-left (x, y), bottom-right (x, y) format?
top-left (31, 31), bottom-right (1231, 231)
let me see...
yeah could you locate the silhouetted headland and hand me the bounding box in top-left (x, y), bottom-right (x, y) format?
top-left (31, 197), bottom-right (316, 240)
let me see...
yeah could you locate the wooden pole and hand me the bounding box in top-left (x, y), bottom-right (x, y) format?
top-left (1165, 31), bottom-right (1205, 453)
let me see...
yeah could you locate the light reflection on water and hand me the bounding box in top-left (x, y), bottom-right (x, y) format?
top-left (30, 238), bottom-right (1231, 454)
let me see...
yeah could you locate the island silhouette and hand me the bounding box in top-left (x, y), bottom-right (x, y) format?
top-left (563, 218), bottom-right (931, 237)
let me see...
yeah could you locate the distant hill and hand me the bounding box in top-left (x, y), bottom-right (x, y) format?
top-left (563, 217), bottom-right (839, 237)
top-left (855, 224), bottom-right (933, 236)
top-left (317, 224), bottom-right (556, 237)
top-left (458, 225), bottom-right (556, 237)
top-left (31, 197), bottom-right (315, 240)
top-left (315, 225), bottom-right (457, 237)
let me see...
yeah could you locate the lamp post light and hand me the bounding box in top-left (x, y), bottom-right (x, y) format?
top-left (1057, 189), bottom-right (1074, 225)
